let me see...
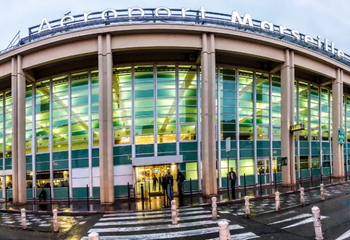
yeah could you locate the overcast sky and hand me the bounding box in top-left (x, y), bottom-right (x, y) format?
top-left (1, 0), bottom-right (350, 53)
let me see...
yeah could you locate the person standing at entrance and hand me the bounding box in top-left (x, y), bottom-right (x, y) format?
top-left (152, 175), bottom-right (158, 191)
top-left (228, 167), bottom-right (237, 199)
top-left (177, 168), bottom-right (185, 196)
top-left (166, 169), bottom-right (174, 201)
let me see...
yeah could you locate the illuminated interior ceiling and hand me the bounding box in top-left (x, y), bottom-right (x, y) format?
top-left (113, 72), bottom-right (131, 128)
top-left (113, 66), bottom-right (197, 132)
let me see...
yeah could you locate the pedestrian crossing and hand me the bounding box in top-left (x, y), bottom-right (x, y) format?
top-left (81, 206), bottom-right (259, 240)
top-left (256, 210), bottom-right (329, 231)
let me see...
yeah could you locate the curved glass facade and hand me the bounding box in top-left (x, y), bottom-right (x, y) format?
top-left (0, 64), bottom-right (347, 199)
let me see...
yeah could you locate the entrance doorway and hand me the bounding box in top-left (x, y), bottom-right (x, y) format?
top-left (135, 164), bottom-right (178, 197)
top-left (257, 158), bottom-right (270, 184)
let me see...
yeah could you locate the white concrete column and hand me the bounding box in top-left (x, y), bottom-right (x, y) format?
top-left (281, 49), bottom-right (296, 187)
top-left (11, 57), bottom-right (18, 203)
top-left (332, 68), bottom-right (344, 179)
top-left (98, 34), bottom-right (115, 204)
top-left (201, 33), bottom-right (217, 196)
top-left (17, 55), bottom-right (27, 204)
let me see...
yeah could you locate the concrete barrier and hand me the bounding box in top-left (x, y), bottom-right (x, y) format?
top-left (21, 208), bottom-right (26, 230)
top-left (53, 209), bottom-right (59, 232)
top-left (244, 196), bottom-right (250, 218)
top-left (171, 200), bottom-right (178, 225)
top-left (88, 232), bottom-right (100, 240)
top-left (275, 191), bottom-right (280, 212)
top-left (300, 187), bottom-right (305, 206)
top-left (320, 184), bottom-right (325, 201)
top-left (312, 206), bottom-right (323, 240)
top-left (218, 221), bottom-right (231, 240)
top-left (212, 197), bottom-right (217, 220)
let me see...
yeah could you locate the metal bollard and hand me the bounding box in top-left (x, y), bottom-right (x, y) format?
top-left (300, 187), bottom-right (305, 206)
top-left (212, 197), bottom-right (217, 220)
top-left (320, 184), bottom-right (325, 201)
top-left (312, 206), bottom-right (323, 240)
top-left (53, 209), bottom-right (59, 232)
top-left (244, 196), bottom-right (250, 218)
top-left (218, 221), bottom-right (231, 240)
top-left (275, 191), bottom-right (280, 212)
top-left (21, 208), bottom-right (26, 230)
top-left (88, 232), bottom-right (100, 240)
top-left (171, 200), bottom-right (178, 225)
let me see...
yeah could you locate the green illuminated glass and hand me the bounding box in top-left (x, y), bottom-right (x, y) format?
top-left (114, 128), bottom-right (131, 145)
top-left (157, 66), bottom-right (176, 143)
top-left (0, 94), bottom-right (3, 159)
top-left (298, 81), bottom-right (309, 141)
top-left (271, 75), bottom-right (281, 126)
top-left (180, 125), bottom-right (196, 141)
top-left (220, 68), bottom-right (236, 140)
top-left (134, 66), bottom-right (155, 144)
top-left (91, 71), bottom-right (99, 125)
top-left (35, 81), bottom-right (50, 153)
top-left (239, 159), bottom-right (255, 175)
top-left (52, 76), bottom-right (69, 152)
top-left (179, 66), bottom-right (197, 133)
top-left (4, 91), bottom-right (12, 157)
top-left (26, 85), bottom-right (33, 154)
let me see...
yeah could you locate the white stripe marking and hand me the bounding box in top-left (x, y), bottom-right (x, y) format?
top-left (39, 224), bottom-right (51, 227)
top-left (81, 225), bottom-right (238, 240)
top-left (100, 210), bottom-right (210, 221)
top-left (89, 220), bottom-right (235, 233)
top-left (268, 214), bottom-right (312, 225)
top-left (336, 229), bottom-right (350, 240)
top-left (95, 214), bottom-right (219, 226)
top-left (208, 232), bottom-right (260, 240)
top-left (282, 216), bottom-right (328, 229)
top-left (79, 221), bottom-right (86, 225)
top-left (103, 207), bottom-right (204, 217)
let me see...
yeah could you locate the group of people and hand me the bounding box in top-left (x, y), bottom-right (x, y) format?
top-left (152, 169), bottom-right (185, 201)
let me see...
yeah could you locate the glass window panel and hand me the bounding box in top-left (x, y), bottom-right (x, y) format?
top-left (114, 128), bottom-right (131, 145)
top-left (180, 125), bottom-right (196, 141)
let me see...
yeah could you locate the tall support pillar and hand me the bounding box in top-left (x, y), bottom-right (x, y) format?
top-left (98, 34), bottom-right (115, 204)
top-left (201, 33), bottom-right (217, 196)
top-left (11, 55), bottom-right (27, 204)
top-left (332, 68), bottom-right (344, 179)
top-left (17, 56), bottom-right (26, 203)
top-left (11, 57), bottom-right (18, 203)
top-left (281, 49), bottom-right (296, 187)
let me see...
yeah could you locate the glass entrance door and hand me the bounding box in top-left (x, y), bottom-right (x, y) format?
top-left (135, 164), bottom-right (178, 197)
top-left (257, 158), bottom-right (270, 184)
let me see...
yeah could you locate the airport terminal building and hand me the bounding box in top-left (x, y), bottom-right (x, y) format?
top-left (0, 7), bottom-right (349, 203)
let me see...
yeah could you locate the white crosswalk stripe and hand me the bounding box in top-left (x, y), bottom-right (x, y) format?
top-left (103, 207), bottom-right (205, 217)
top-left (100, 210), bottom-right (211, 221)
top-left (335, 229), bottom-right (350, 240)
top-left (82, 207), bottom-right (260, 240)
top-left (95, 214), bottom-right (217, 226)
top-left (207, 232), bottom-right (260, 240)
top-left (89, 220), bottom-right (233, 233)
top-left (266, 213), bottom-right (329, 230)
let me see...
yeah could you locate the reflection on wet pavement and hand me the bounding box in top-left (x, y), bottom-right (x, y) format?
top-left (0, 211), bottom-right (85, 232)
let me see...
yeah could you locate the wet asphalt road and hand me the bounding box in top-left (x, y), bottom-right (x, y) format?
top-left (1, 183), bottom-right (350, 239)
